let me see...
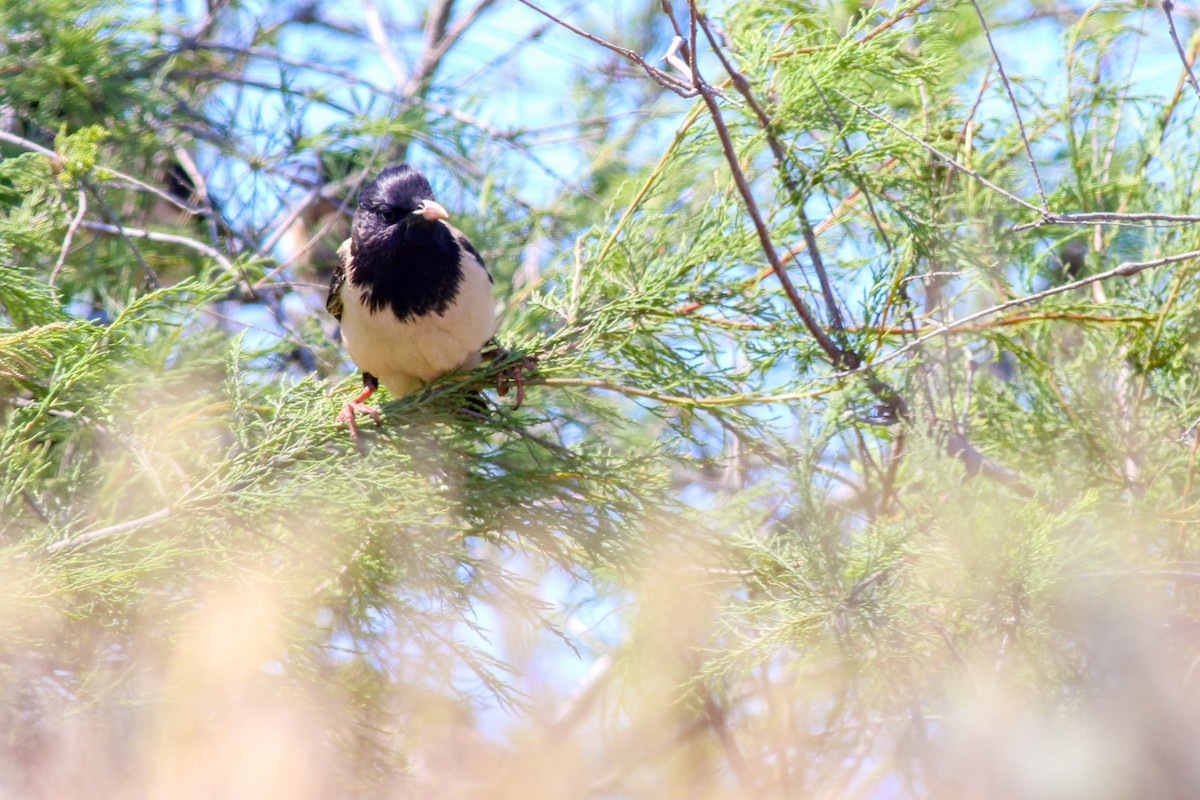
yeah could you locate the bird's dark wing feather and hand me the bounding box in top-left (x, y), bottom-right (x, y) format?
top-left (449, 225), bottom-right (492, 285)
top-left (325, 239), bottom-right (351, 321)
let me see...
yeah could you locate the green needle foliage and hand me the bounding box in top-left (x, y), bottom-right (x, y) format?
top-left (4, 0), bottom-right (1200, 796)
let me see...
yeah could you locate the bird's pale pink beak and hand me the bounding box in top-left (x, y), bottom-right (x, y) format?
top-left (413, 200), bottom-right (449, 222)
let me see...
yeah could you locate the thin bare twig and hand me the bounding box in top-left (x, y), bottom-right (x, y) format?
top-left (50, 189), bottom-right (87, 285)
top-left (537, 377), bottom-right (829, 407)
top-left (1146, 32), bottom-right (1199, 171)
top-left (834, 90), bottom-right (1044, 216)
top-left (1181, 414), bottom-right (1200, 443)
top-left (660, 36), bottom-right (693, 83)
top-left (81, 180), bottom-right (161, 288)
top-left (807, 76), bottom-right (893, 254)
top-left (254, 198), bottom-right (351, 290)
top-left (700, 689), bottom-right (755, 793)
top-left (525, 0), bottom-right (1030, 494)
top-left (0, 129), bottom-right (205, 216)
top-left (6, 394), bottom-right (110, 434)
top-left (47, 507), bottom-right (171, 553)
top-left (447, 0), bottom-right (587, 89)
top-left (969, 0), bottom-right (1048, 210)
top-left (175, 40), bottom-right (526, 140)
top-left (514, 0), bottom-right (697, 97)
top-left (362, 0), bottom-right (408, 88)
top-left (258, 186), bottom-right (328, 255)
top-left (851, 311), bottom-right (1155, 334)
top-left (1014, 210), bottom-right (1200, 230)
top-left (412, 0), bottom-right (498, 94)
top-left (1163, 0), bottom-right (1200, 101)
top-left (855, 247), bottom-right (1200, 372)
top-left (685, 4), bottom-right (908, 426)
top-left (548, 654), bottom-right (613, 733)
top-left (78, 219), bottom-right (234, 273)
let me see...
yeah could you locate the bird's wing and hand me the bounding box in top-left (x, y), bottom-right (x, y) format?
top-left (446, 223), bottom-right (492, 285)
top-left (325, 239), bottom-right (351, 321)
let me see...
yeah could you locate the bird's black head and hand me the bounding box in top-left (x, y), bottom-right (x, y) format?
top-left (352, 163), bottom-right (450, 250)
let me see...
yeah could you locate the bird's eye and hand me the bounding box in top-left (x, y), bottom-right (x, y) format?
top-left (379, 207), bottom-right (399, 223)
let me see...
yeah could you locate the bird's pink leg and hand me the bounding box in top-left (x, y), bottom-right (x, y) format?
top-left (336, 383), bottom-right (382, 439)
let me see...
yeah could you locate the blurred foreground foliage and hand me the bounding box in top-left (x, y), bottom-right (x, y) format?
top-left (3, 0), bottom-right (1200, 796)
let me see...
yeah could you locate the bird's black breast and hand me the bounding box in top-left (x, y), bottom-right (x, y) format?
top-left (350, 227), bottom-right (464, 322)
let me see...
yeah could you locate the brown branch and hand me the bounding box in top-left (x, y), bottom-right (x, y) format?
top-left (671, 20), bottom-right (1055, 497)
top-left (518, 0), bottom-right (1035, 495)
top-left (808, 77), bottom-right (893, 253)
top-left (673, 13), bottom-right (843, 364)
top-left (6, 393), bottom-right (111, 435)
top-left (421, 0), bottom-right (457, 58)
top-left (696, 13), bottom-right (848, 336)
top-left (257, 185), bottom-right (329, 255)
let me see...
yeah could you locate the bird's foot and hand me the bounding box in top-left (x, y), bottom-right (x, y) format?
top-left (483, 347), bottom-right (538, 409)
top-left (337, 402), bottom-right (382, 440)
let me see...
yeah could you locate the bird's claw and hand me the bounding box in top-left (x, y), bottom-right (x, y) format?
top-left (337, 402), bottom-right (382, 440)
top-left (483, 347), bottom-right (537, 409)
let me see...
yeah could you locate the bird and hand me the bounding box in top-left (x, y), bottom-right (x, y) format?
top-left (325, 163), bottom-right (499, 438)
